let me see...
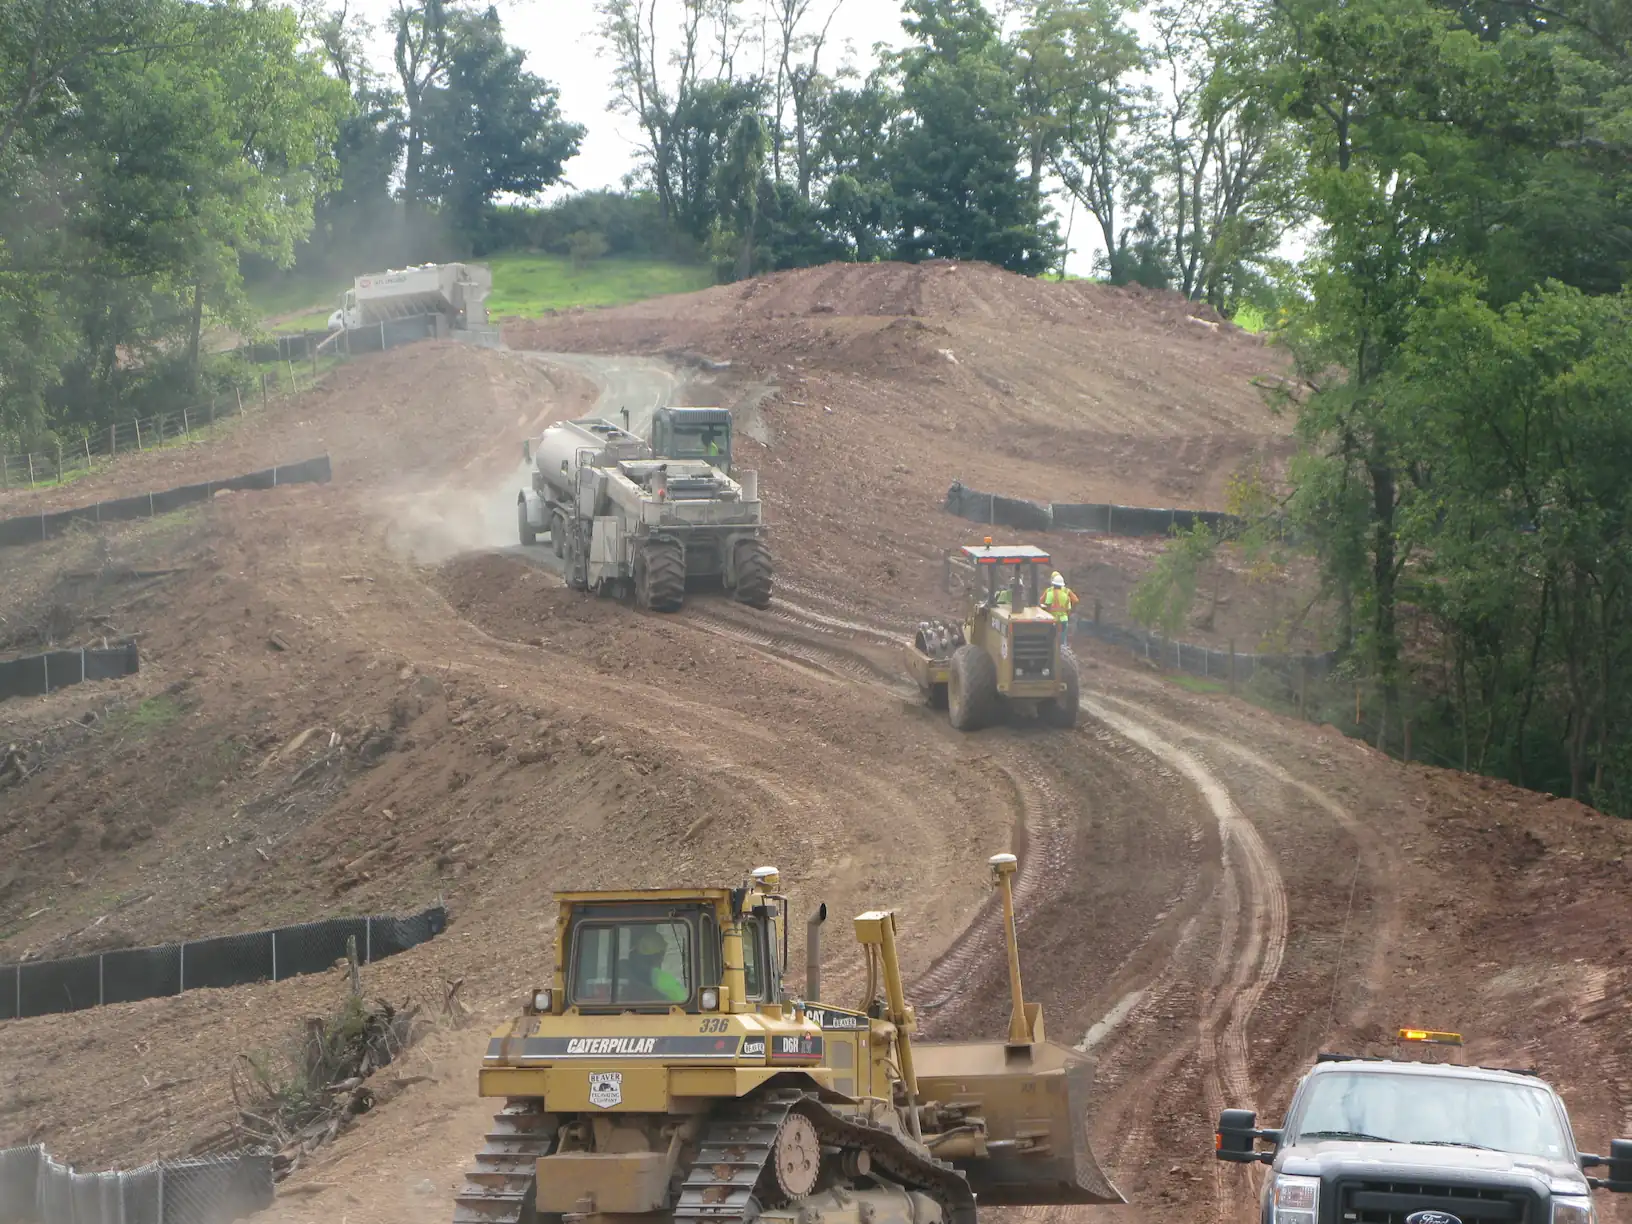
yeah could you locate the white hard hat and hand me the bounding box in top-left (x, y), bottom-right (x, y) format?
top-left (1051, 574), bottom-right (1065, 587)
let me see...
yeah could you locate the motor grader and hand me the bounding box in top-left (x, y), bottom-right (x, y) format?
top-left (454, 855), bottom-right (1122, 1224)
top-left (907, 541), bottom-right (1079, 731)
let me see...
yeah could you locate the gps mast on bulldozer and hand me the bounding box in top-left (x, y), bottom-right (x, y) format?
top-left (518, 408), bottom-right (772, 613)
top-left (454, 853), bottom-right (1122, 1224)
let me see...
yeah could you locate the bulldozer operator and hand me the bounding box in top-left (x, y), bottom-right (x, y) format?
top-left (621, 926), bottom-right (688, 1003)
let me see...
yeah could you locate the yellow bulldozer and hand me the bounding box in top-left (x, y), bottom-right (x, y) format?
top-left (454, 854), bottom-right (1122, 1224)
top-left (907, 541), bottom-right (1079, 731)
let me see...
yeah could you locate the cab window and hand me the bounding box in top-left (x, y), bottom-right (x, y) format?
top-left (571, 920), bottom-right (692, 1007)
top-left (741, 917), bottom-right (764, 999)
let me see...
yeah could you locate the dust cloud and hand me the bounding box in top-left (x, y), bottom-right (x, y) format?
top-left (379, 460), bottom-right (533, 565)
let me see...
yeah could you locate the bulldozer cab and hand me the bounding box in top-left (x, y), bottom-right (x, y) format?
top-left (650, 406), bottom-right (734, 471)
top-left (556, 871), bottom-right (787, 1017)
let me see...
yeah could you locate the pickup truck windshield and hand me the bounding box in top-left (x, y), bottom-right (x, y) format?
top-left (1293, 1072), bottom-right (1571, 1162)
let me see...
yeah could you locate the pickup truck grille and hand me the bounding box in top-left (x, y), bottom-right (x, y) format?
top-left (1011, 624), bottom-right (1056, 679)
top-left (1335, 1177), bottom-right (1532, 1224)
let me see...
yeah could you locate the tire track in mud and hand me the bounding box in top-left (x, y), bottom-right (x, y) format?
top-left (1081, 696), bottom-right (1286, 1210)
top-left (1092, 691), bottom-right (1400, 1042)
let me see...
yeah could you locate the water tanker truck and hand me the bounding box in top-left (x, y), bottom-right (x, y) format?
top-left (518, 408), bottom-right (773, 613)
top-left (326, 263), bottom-right (494, 338)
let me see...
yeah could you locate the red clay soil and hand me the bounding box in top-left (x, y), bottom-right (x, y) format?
top-left (1, 262), bottom-right (1628, 1224)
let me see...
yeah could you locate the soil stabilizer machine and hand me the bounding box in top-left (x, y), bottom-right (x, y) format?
top-left (518, 409), bottom-right (772, 613)
top-left (454, 854), bottom-right (1122, 1224)
top-left (908, 542), bottom-right (1079, 731)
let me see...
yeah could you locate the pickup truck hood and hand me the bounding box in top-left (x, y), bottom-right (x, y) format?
top-left (1280, 1141), bottom-right (1589, 1193)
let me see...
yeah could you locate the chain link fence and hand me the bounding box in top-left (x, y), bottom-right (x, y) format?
top-left (0, 1145), bottom-right (273, 1224)
top-left (1074, 616), bottom-right (1336, 686)
top-left (0, 907), bottom-right (447, 1022)
top-left (0, 363), bottom-right (323, 495)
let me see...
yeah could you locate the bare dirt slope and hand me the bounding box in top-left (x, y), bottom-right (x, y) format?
top-left (507, 260), bottom-right (1296, 639)
top-left (2, 261), bottom-right (1629, 1224)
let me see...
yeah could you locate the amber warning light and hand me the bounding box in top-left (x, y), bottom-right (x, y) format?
top-left (1398, 1028), bottom-right (1464, 1046)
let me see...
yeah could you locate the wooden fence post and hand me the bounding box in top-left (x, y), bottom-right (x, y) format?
top-left (110, 423), bottom-right (117, 455)
top-left (27, 453), bottom-right (35, 487)
top-left (1228, 640), bottom-right (1236, 693)
top-left (1, 454), bottom-right (8, 490)
top-left (182, 406), bottom-right (189, 438)
top-left (83, 437), bottom-right (91, 466)
top-left (260, 371), bottom-right (268, 410)
top-left (134, 418), bottom-right (142, 450)
top-left (55, 442), bottom-right (62, 484)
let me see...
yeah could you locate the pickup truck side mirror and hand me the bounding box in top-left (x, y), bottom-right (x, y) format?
top-left (1216, 1109), bottom-right (1279, 1164)
top-left (1582, 1139), bottom-right (1632, 1191)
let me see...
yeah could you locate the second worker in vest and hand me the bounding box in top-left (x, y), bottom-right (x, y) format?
top-left (1042, 571), bottom-right (1079, 640)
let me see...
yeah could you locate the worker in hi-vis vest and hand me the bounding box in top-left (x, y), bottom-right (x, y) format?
top-left (1042, 571), bottom-right (1079, 637)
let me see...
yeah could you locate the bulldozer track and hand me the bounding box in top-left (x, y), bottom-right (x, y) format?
top-left (452, 1098), bottom-right (553, 1224)
top-left (676, 1091), bottom-right (976, 1224)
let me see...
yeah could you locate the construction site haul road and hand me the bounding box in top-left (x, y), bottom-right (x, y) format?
top-left (2, 262), bottom-right (1632, 1224)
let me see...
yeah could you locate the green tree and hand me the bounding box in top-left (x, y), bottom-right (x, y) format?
top-left (887, 0), bottom-right (1059, 273)
top-left (421, 6), bottom-right (584, 244)
top-left (0, 0), bottom-right (344, 437)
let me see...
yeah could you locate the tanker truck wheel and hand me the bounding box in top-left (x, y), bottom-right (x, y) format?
top-left (517, 499), bottom-right (537, 547)
top-left (636, 539), bottom-right (686, 613)
top-left (734, 539), bottom-right (774, 610)
top-left (550, 512), bottom-right (567, 559)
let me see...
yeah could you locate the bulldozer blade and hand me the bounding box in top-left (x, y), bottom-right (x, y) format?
top-left (914, 1039), bottom-right (1125, 1206)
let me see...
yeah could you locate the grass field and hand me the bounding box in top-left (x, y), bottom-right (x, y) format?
top-left (242, 254), bottom-right (712, 334)
top-left (483, 253), bottom-right (712, 316)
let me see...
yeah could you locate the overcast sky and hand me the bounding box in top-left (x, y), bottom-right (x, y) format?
top-left (343, 1), bottom-right (1138, 276)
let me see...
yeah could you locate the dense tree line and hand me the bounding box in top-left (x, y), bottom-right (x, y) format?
top-left (1262, 0), bottom-right (1632, 810)
top-left (589, 0), bottom-right (1302, 298)
top-left (0, 0), bottom-right (581, 444)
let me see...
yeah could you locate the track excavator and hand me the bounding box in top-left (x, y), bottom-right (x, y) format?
top-left (453, 854), bottom-right (1122, 1224)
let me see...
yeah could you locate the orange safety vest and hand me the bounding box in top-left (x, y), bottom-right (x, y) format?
top-left (1042, 586), bottom-right (1076, 622)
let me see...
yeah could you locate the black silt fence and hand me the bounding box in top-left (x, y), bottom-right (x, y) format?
top-left (0, 906), bottom-right (446, 1023)
top-left (943, 481), bottom-right (1054, 531)
top-left (0, 1146), bottom-right (272, 1224)
top-left (946, 481), bottom-right (1244, 539)
top-left (0, 642), bottom-right (139, 702)
top-left (0, 456), bottom-right (333, 549)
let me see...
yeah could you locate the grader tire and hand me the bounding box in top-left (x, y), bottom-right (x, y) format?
top-left (734, 539), bottom-right (774, 609)
top-left (637, 539), bottom-right (687, 613)
top-left (517, 499), bottom-right (537, 547)
top-left (1041, 648), bottom-right (1080, 728)
top-left (948, 644), bottom-right (997, 732)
